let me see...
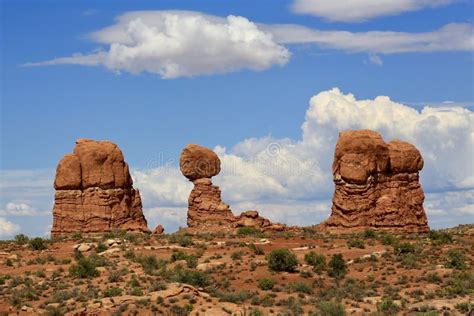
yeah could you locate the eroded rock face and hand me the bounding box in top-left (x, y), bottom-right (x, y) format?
top-left (180, 144), bottom-right (283, 233)
top-left (322, 130), bottom-right (429, 233)
top-left (51, 139), bottom-right (149, 237)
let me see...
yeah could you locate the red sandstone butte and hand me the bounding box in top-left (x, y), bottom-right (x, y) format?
top-left (51, 139), bottom-right (150, 237)
top-left (320, 130), bottom-right (429, 233)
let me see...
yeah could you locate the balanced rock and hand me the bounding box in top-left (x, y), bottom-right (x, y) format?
top-left (321, 130), bottom-right (428, 233)
top-left (51, 139), bottom-right (150, 237)
top-left (180, 144), bottom-right (281, 233)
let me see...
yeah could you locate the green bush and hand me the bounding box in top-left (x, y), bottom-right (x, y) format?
top-left (288, 281), bottom-right (312, 294)
top-left (347, 239), bottom-right (365, 249)
top-left (69, 257), bottom-right (99, 278)
top-left (14, 234), bottom-right (29, 245)
top-left (137, 255), bottom-right (163, 274)
top-left (248, 243), bottom-right (264, 255)
top-left (170, 251), bottom-right (197, 268)
top-left (428, 230), bottom-right (453, 245)
top-left (304, 251), bottom-right (326, 274)
top-left (318, 300), bottom-right (346, 316)
top-left (103, 287), bottom-right (122, 297)
top-left (29, 237), bottom-right (47, 251)
top-left (395, 242), bottom-right (416, 255)
top-left (446, 249), bottom-right (466, 269)
top-left (166, 266), bottom-right (210, 287)
top-left (379, 233), bottom-right (399, 246)
top-left (377, 297), bottom-right (400, 315)
top-left (363, 229), bottom-right (376, 238)
top-left (231, 251), bottom-right (243, 261)
top-left (328, 254), bottom-right (347, 280)
top-left (168, 234), bottom-right (192, 247)
top-left (267, 248), bottom-right (298, 272)
top-left (96, 242), bottom-right (107, 253)
top-left (258, 278), bottom-right (276, 290)
top-left (236, 226), bottom-right (263, 237)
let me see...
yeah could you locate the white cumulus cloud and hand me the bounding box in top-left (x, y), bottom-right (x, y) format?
top-left (265, 23), bottom-right (474, 54)
top-left (0, 217), bottom-right (21, 238)
top-left (131, 88), bottom-right (473, 231)
top-left (24, 11), bottom-right (474, 77)
top-left (291, 0), bottom-right (456, 22)
top-left (25, 11), bottom-right (290, 78)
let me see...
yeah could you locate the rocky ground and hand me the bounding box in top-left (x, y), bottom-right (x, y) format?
top-left (0, 225), bottom-right (472, 316)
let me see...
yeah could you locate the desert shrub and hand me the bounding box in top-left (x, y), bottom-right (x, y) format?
top-left (170, 304), bottom-right (193, 315)
top-left (166, 266), bottom-right (210, 287)
top-left (377, 297), bottom-right (400, 315)
top-left (103, 286), bottom-right (122, 297)
top-left (395, 242), bottom-right (416, 255)
top-left (428, 230), bottom-right (453, 245)
top-left (455, 302), bottom-right (472, 313)
top-left (137, 255), bottom-right (163, 274)
top-left (258, 278), bottom-right (276, 290)
top-left (69, 257), bottom-right (99, 278)
top-left (288, 281), bottom-right (312, 294)
top-left (248, 243), bottom-right (264, 255)
top-left (236, 226), bottom-right (263, 237)
top-left (445, 249), bottom-right (466, 269)
top-left (444, 271), bottom-right (474, 296)
top-left (168, 233), bottom-right (192, 247)
top-left (213, 290), bottom-right (252, 303)
top-left (14, 234), bottom-right (29, 245)
top-left (71, 232), bottom-right (82, 240)
top-left (267, 248), bottom-right (298, 272)
top-left (363, 229), bottom-right (376, 238)
top-left (379, 233), bottom-right (399, 246)
top-left (170, 251), bottom-right (197, 268)
top-left (328, 254), bottom-right (347, 280)
top-left (96, 242), bottom-right (107, 253)
top-left (347, 239), bottom-right (365, 249)
top-left (304, 251), bottom-right (327, 274)
top-left (231, 251), bottom-right (244, 261)
top-left (170, 251), bottom-right (188, 262)
top-left (29, 237), bottom-right (47, 251)
top-left (317, 300), bottom-right (346, 316)
top-left (249, 309), bottom-right (264, 316)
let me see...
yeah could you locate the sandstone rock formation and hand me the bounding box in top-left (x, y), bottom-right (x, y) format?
top-left (180, 144), bottom-right (284, 233)
top-left (321, 130), bottom-right (428, 233)
top-left (51, 139), bottom-right (150, 237)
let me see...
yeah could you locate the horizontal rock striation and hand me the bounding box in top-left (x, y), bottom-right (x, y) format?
top-left (51, 139), bottom-right (149, 237)
top-left (321, 130), bottom-right (428, 233)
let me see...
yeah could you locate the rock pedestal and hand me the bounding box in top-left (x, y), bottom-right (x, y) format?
top-left (51, 139), bottom-right (150, 237)
top-left (180, 144), bottom-right (283, 233)
top-left (321, 130), bottom-right (429, 233)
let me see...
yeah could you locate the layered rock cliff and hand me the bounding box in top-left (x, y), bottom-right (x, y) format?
top-left (321, 130), bottom-right (428, 233)
top-left (51, 139), bottom-right (149, 237)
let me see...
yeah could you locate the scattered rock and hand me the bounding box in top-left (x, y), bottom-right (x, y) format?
top-left (321, 130), bottom-right (429, 233)
top-left (75, 243), bottom-right (92, 252)
top-left (196, 262), bottom-right (225, 271)
top-left (51, 139), bottom-right (152, 237)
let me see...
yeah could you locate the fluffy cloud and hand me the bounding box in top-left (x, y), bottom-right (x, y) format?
top-left (24, 11), bottom-right (474, 77)
top-left (25, 11), bottom-right (290, 78)
top-left (291, 0), bottom-right (456, 22)
top-left (132, 88), bottom-right (473, 231)
top-left (265, 23), bottom-right (474, 54)
top-left (0, 217), bottom-right (21, 238)
top-left (0, 202), bottom-right (48, 217)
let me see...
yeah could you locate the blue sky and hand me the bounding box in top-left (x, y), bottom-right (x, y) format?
top-left (1, 0), bottom-right (473, 238)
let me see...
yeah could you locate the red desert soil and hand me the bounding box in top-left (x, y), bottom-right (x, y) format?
top-left (0, 225), bottom-right (472, 315)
